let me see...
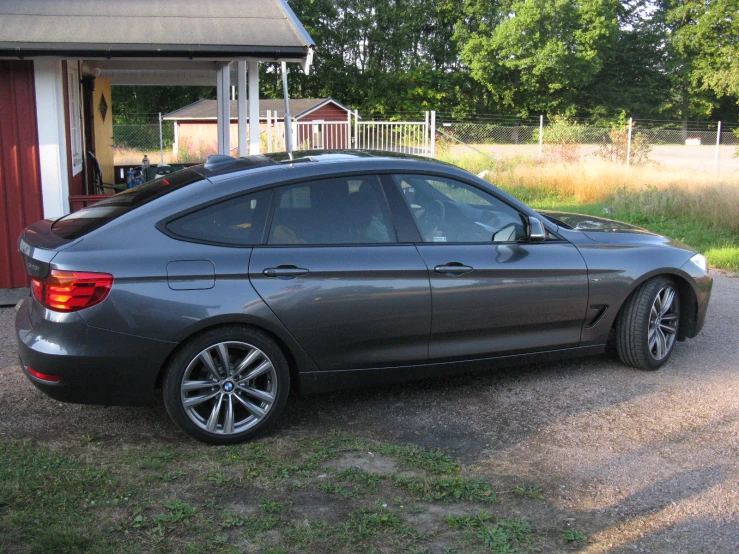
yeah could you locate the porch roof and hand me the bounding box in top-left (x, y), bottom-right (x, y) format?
top-left (0, 0), bottom-right (314, 61)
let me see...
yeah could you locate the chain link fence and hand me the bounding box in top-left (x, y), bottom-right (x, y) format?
top-left (435, 117), bottom-right (739, 174)
top-left (111, 113), bottom-right (739, 174)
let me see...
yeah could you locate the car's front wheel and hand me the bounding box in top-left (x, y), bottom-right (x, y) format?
top-left (615, 276), bottom-right (680, 370)
top-left (163, 326), bottom-right (290, 444)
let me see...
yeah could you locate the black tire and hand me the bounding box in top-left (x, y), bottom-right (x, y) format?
top-left (163, 325), bottom-right (290, 445)
top-left (615, 276), bottom-right (680, 371)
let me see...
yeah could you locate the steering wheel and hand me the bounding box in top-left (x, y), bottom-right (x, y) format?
top-left (419, 199), bottom-right (446, 237)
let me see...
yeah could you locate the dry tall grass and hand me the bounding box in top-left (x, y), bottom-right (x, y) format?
top-left (442, 153), bottom-right (739, 234)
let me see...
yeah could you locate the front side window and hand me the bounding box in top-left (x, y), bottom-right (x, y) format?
top-left (166, 189), bottom-right (271, 245)
top-left (268, 176), bottom-right (394, 245)
top-left (392, 174), bottom-right (526, 243)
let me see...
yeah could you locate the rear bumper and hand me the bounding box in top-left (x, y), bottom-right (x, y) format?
top-left (15, 298), bottom-right (177, 406)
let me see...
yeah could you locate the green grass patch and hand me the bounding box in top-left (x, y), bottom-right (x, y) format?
top-left (446, 511), bottom-right (538, 552)
top-left (561, 528), bottom-right (589, 544)
top-left (394, 475), bottom-right (497, 503)
top-left (513, 485), bottom-right (545, 500)
top-left (376, 443), bottom-right (461, 474)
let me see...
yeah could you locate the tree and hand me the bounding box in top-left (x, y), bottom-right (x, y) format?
top-left (670, 0), bottom-right (739, 104)
top-left (458, 0), bottom-right (620, 116)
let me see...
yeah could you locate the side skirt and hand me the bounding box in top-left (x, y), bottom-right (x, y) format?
top-left (296, 345), bottom-right (606, 395)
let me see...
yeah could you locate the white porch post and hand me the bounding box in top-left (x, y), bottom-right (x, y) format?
top-left (248, 61), bottom-right (260, 155)
top-left (33, 60), bottom-right (70, 218)
top-left (216, 62), bottom-right (231, 155)
top-left (237, 61), bottom-right (247, 157)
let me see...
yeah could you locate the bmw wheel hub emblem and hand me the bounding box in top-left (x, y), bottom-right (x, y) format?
top-left (223, 381), bottom-right (234, 392)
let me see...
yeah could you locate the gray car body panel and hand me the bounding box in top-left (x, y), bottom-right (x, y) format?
top-left (15, 151), bottom-right (712, 405)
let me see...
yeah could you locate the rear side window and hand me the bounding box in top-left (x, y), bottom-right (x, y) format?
top-left (51, 170), bottom-right (203, 240)
top-left (268, 176), bottom-right (395, 245)
top-left (166, 190), bottom-right (272, 245)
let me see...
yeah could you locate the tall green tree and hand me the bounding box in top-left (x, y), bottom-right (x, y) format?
top-left (669, 0), bottom-right (739, 105)
top-left (458, 0), bottom-right (620, 116)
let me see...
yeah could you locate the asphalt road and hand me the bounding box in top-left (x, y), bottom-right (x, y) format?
top-left (1, 272), bottom-right (737, 553)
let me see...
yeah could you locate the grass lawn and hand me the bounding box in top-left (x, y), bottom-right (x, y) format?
top-left (0, 432), bottom-right (583, 553)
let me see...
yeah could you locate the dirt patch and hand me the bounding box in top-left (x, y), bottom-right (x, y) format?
top-left (321, 451), bottom-right (399, 474)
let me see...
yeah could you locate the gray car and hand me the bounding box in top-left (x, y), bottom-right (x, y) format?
top-left (15, 151), bottom-right (712, 444)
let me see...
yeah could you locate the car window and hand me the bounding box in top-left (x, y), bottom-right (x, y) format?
top-left (52, 169), bottom-right (203, 240)
top-left (268, 176), bottom-right (395, 245)
top-left (166, 189), bottom-right (271, 245)
top-left (392, 174), bottom-right (526, 243)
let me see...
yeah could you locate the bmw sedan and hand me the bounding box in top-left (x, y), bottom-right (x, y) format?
top-left (15, 151), bottom-right (712, 444)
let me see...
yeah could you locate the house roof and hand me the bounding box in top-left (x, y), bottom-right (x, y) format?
top-left (0, 0), bottom-right (314, 60)
top-left (163, 98), bottom-right (353, 121)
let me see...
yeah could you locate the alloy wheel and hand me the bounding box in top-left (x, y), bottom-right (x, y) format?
top-left (180, 341), bottom-right (277, 435)
top-left (648, 285), bottom-right (679, 361)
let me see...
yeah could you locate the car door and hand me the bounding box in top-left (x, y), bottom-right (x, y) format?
top-left (249, 174), bottom-right (431, 371)
top-left (388, 173), bottom-right (589, 361)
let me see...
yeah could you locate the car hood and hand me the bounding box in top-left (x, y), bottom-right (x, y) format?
top-left (539, 210), bottom-right (693, 251)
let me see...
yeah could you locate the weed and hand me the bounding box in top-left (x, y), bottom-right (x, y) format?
top-left (446, 510), bottom-right (495, 529)
top-left (561, 529), bottom-right (588, 544)
top-left (241, 515), bottom-right (282, 539)
top-left (208, 471), bottom-right (233, 484)
top-left (350, 508), bottom-right (404, 539)
top-left (478, 518), bottom-right (536, 553)
top-left (394, 475), bottom-right (497, 503)
top-left (376, 444), bottom-right (460, 474)
top-left (513, 485), bottom-right (545, 500)
top-left (137, 445), bottom-right (176, 471)
top-left (260, 500), bottom-right (286, 514)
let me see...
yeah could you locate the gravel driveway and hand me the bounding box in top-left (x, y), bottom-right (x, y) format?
top-left (1, 273), bottom-right (737, 553)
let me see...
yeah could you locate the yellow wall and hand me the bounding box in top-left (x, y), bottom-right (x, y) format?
top-left (92, 77), bottom-right (114, 183)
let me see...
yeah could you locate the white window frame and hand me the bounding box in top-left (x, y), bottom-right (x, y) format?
top-left (66, 61), bottom-right (83, 175)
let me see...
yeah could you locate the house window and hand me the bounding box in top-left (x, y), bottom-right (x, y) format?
top-left (67, 62), bottom-right (83, 175)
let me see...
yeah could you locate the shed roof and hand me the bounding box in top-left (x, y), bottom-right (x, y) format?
top-left (163, 98), bottom-right (353, 121)
top-left (0, 0), bottom-right (314, 60)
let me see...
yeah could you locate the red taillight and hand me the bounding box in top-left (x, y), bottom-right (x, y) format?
top-left (31, 270), bottom-right (113, 312)
top-left (26, 367), bottom-right (63, 383)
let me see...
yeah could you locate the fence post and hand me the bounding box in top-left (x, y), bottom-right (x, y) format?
top-left (430, 111), bottom-right (436, 158)
top-left (714, 120), bottom-right (722, 175)
top-left (354, 110), bottom-right (359, 149)
top-left (158, 112), bottom-right (164, 164)
top-left (626, 117), bottom-right (633, 166)
top-left (538, 115), bottom-right (544, 160)
top-left (424, 111), bottom-right (429, 156)
top-left (266, 110), bottom-right (273, 153)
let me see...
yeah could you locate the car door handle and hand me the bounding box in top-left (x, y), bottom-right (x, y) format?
top-left (263, 265), bottom-right (309, 279)
top-left (434, 263), bottom-right (473, 276)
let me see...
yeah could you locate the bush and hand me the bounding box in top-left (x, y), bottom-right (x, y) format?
top-left (599, 126), bottom-right (651, 165)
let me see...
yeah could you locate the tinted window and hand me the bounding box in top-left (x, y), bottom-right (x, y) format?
top-left (393, 175), bottom-right (526, 243)
top-left (166, 189), bottom-right (272, 245)
top-left (52, 170), bottom-right (203, 240)
top-left (268, 176), bottom-right (395, 245)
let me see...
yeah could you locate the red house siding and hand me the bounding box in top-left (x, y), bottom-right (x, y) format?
top-left (303, 103), bottom-right (350, 121)
top-left (0, 60), bottom-right (43, 289)
top-left (295, 103), bottom-right (351, 149)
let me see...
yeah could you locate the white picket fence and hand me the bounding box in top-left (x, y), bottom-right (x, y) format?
top-left (262, 110), bottom-right (437, 157)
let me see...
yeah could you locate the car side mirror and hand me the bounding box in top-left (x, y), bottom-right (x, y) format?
top-left (528, 216), bottom-right (547, 242)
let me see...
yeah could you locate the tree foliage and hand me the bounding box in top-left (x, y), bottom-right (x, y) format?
top-left (111, 0), bottom-right (739, 123)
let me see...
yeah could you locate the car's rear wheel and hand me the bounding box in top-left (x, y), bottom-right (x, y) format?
top-left (163, 326), bottom-right (289, 444)
top-left (615, 276), bottom-right (680, 370)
